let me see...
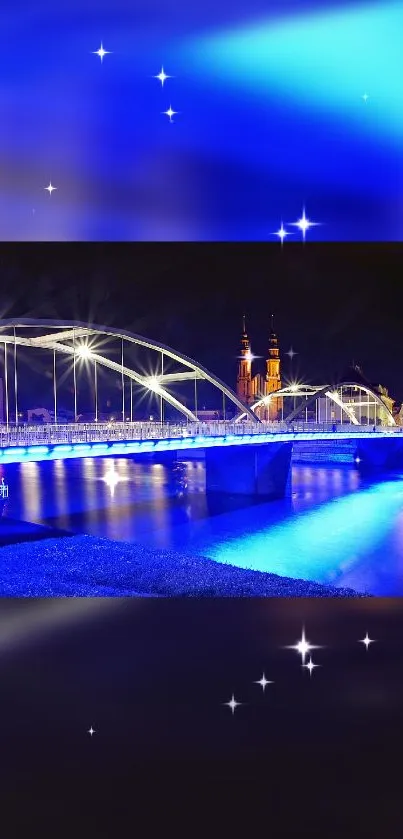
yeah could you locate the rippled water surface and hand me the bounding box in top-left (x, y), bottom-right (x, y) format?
top-left (2, 457), bottom-right (403, 595)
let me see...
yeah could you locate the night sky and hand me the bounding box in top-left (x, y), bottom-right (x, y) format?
top-left (1, 243), bottom-right (403, 402)
top-left (2, 1), bottom-right (402, 240)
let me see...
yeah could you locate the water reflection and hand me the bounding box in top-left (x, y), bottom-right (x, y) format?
top-left (2, 458), bottom-right (403, 594)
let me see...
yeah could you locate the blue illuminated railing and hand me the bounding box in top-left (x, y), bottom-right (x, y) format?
top-left (0, 419), bottom-right (401, 449)
top-left (0, 419), bottom-right (401, 465)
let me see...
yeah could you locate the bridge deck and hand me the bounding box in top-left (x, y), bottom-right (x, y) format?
top-left (0, 421), bottom-right (401, 465)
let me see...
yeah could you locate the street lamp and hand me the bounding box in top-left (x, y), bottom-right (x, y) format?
top-left (147, 376), bottom-right (161, 393)
top-left (76, 344), bottom-right (98, 421)
top-left (76, 344), bottom-right (93, 360)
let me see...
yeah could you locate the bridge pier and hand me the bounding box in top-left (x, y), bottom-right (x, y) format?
top-left (355, 437), bottom-right (403, 470)
top-left (205, 442), bottom-right (293, 499)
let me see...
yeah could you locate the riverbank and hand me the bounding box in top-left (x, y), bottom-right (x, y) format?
top-left (0, 532), bottom-right (370, 596)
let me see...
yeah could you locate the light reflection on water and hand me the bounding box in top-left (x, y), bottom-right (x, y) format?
top-left (2, 457), bottom-right (403, 595)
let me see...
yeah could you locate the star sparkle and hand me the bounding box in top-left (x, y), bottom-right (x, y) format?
top-left (224, 694), bottom-right (242, 715)
top-left (154, 66), bottom-right (171, 87)
top-left (362, 93), bottom-right (370, 103)
top-left (286, 347), bottom-right (297, 360)
top-left (163, 106), bottom-right (178, 123)
top-left (272, 222), bottom-right (292, 245)
top-left (286, 628), bottom-right (322, 664)
top-left (44, 182), bottom-right (57, 195)
top-left (93, 42), bottom-right (111, 63)
top-left (254, 673), bottom-right (273, 692)
top-left (360, 633), bottom-right (375, 650)
top-left (289, 207), bottom-right (321, 241)
top-left (100, 467), bottom-right (129, 497)
top-left (303, 657), bottom-right (320, 677)
top-left (87, 726), bottom-right (96, 736)
top-left (101, 468), bottom-right (120, 496)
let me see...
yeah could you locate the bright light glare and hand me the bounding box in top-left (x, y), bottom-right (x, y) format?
top-left (77, 344), bottom-right (93, 360)
top-left (100, 466), bottom-right (129, 497)
top-left (147, 376), bottom-right (161, 393)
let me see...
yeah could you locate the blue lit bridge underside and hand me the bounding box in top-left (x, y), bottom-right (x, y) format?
top-left (2, 424), bottom-right (403, 500)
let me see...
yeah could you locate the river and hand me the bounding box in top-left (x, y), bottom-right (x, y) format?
top-left (2, 456), bottom-right (403, 595)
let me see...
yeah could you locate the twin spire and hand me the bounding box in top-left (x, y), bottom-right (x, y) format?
top-left (242, 314), bottom-right (276, 340)
top-left (237, 316), bottom-right (282, 413)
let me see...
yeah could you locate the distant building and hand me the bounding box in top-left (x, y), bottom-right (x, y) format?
top-left (194, 410), bottom-right (220, 422)
top-left (236, 316), bottom-right (282, 420)
top-left (27, 407), bottom-right (53, 423)
top-left (317, 365), bottom-right (395, 425)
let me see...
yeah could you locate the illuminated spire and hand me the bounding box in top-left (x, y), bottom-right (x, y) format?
top-left (237, 315), bottom-right (252, 403)
top-left (269, 315), bottom-right (278, 351)
top-left (266, 316), bottom-right (281, 415)
top-left (241, 315), bottom-right (251, 355)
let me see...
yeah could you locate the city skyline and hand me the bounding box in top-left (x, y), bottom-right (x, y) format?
top-left (0, 243), bottom-right (403, 401)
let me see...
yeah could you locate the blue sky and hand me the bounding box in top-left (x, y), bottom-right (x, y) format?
top-left (1, 0), bottom-right (401, 239)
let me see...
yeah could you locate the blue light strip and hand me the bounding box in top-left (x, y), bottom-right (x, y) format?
top-left (0, 431), bottom-right (399, 465)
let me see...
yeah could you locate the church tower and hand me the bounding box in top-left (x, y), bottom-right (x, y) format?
top-left (264, 316), bottom-right (282, 420)
top-left (236, 315), bottom-right (253, 404)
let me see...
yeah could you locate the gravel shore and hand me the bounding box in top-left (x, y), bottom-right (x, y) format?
top-left (0, 532), bottom-right (370, 597)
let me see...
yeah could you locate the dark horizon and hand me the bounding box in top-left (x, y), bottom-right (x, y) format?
top-left (1, 242), bottom-right (403, 403)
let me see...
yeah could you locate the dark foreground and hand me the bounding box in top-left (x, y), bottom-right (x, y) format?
top-left (0, 529), bottom-right (368, 596)
top-left (0, 597), bottom-right (402, 834)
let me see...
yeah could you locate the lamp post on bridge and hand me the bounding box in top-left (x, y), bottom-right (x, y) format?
top-left (160, 352), bottom-right (164, 425)
top-left (73, 328), bottom-right (77, 422)
top-left (121, 337), bottom-right (125, 423)
top-left (53, 348), bottom-right (57, 424)
top-left (3, 341), bottom-right (9, 430)
top-left (95, 360), bottom-right (98, 423)
top-left (13, 325), bottom-right (18, 426)
top-left (76, 343), bottom-right (98, 423)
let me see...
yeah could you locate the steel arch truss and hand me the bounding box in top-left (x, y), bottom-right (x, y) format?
top-left (0, 319), bottom-right (259, 423)
top-left (235, 382), bottom-right (396, 426)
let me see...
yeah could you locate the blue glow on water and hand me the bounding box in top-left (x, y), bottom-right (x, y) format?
top-left (206, 482), bottom-right (403, 580)
top-left (188, 0), bottom-right (403, 144)
top-left (3, 458), bottom-right (403, 595)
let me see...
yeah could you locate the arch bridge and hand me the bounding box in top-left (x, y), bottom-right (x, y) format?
top-left (236, 382), bottom-right (396, 427)
top-left (0, 318), bottom-right (257, 425)
top-left (0, 321), bottom-right (400, 500)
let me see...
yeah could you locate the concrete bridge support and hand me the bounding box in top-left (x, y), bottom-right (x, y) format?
top-left (354, 437), bottom-right (403, 470)
top-left (205, 442), bottom-right (293, 499)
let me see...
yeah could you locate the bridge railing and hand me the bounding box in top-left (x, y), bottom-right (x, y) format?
top-left (0, 419), bottom-right (401, 448)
